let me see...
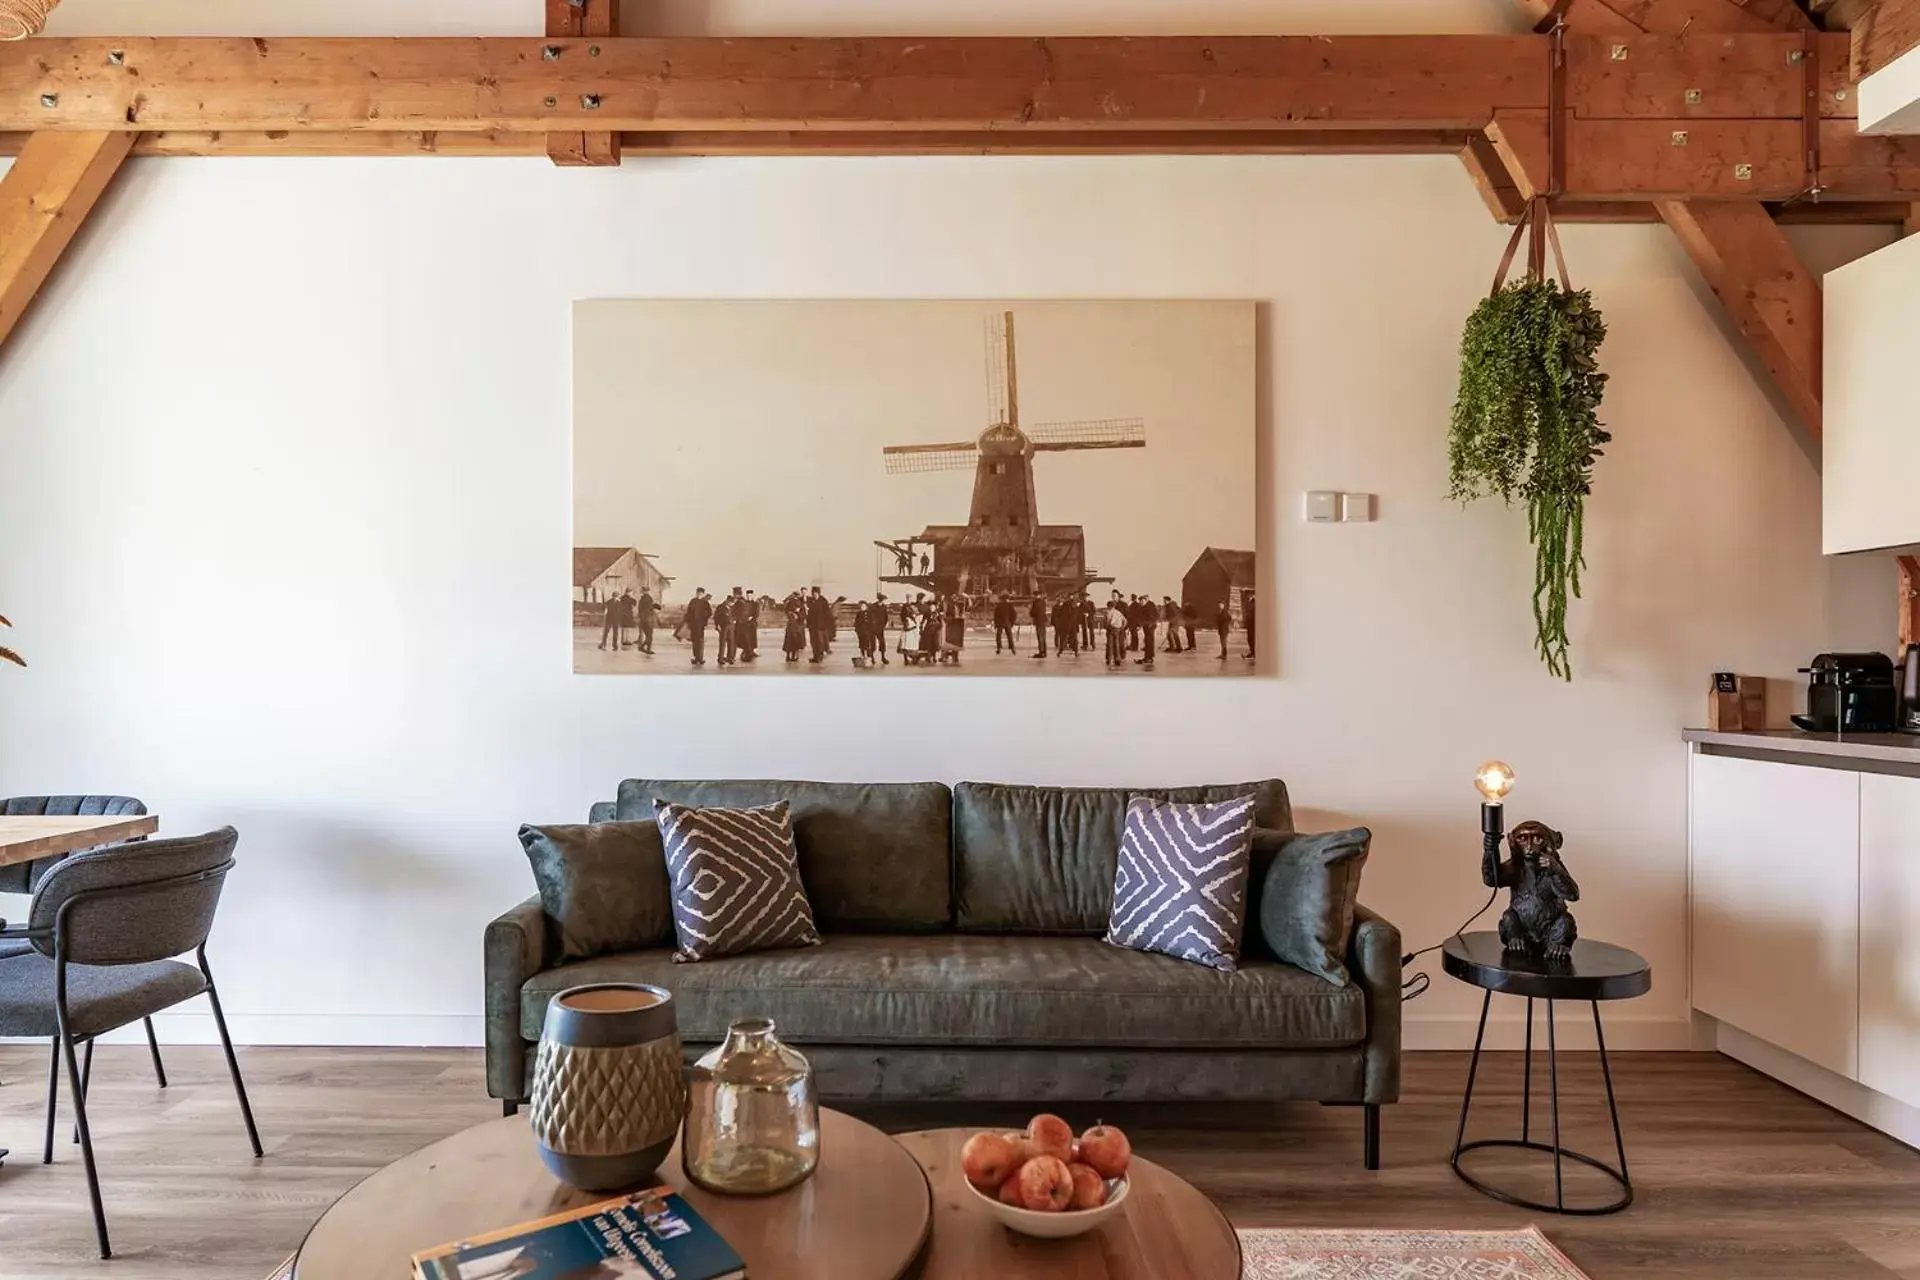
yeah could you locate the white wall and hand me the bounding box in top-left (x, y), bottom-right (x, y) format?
top-left (0, 0), bottom-right (1899, 1051)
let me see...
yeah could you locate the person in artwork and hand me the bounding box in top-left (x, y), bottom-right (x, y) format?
top-left (782, 592), bottom-right (806, 662)
top-left (1133, 596), bottom-right (1157, 669)
top-left (684, 588), bottom-right (713, 666)
top-left (1162, 596), bottom-right (1184, 653)
top-left (854, 599), bottom-right (878, 665)
top-left (635, 589), bottom-right (658, 655)
top-left (597, 590), bottom-right (626, 651)
top-left (1180, 599), bottom-right (1197, 654)
top-left (733, 587), bottom-right (759, 662)
top-left (1104, 593), bottom-right (1128, 668)
top-left (993, 592), bottom-right (1017, 654)
top-left (805, 586), bottom-right (832, 664)
top-left (945, 593), bottom-right (966, 652)
top-left (1054, 594), bottom-right (1078, 657)
top-left (1214, 599), bottom-right (1233, 660)
top-left (1244, 591), bottom-right (1257, 662)
top-left (871, 591), bottom-right (890, 665)
top-left (1081, 593), bottom-right (1097, 651)
top-left (713, 593), bottom-right (736, 666)
top-left (1028, 592), bottom-right (1049, 660)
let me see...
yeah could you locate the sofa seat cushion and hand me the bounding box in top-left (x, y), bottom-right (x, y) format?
top-left (520, 933), bottom-right (1365, 1051)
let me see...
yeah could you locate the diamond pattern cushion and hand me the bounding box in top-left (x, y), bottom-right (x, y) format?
top-left (1105, 794), bottom-right (1257, 973)
top-left (657, 800), bottom-right (822, 963)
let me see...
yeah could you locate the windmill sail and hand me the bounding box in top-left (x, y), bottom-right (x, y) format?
top-left (1030, 418), bottom-right (1147, 450)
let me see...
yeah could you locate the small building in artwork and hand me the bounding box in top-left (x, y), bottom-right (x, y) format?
top-left (573, 547), bottom-right (672, 605)
top-left (1181, 547), bottom-right (1256, 626)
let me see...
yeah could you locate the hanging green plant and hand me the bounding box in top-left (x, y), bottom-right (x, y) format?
top-left (1449, 205), bottom-right (1610, 681)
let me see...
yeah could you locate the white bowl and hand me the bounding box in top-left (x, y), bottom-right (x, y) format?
top-left (963, 1171), bottom-right (1131, 1239)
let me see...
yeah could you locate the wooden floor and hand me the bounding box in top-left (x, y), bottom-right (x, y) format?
top-left (0, 1046), bottom-right (1915, 1279)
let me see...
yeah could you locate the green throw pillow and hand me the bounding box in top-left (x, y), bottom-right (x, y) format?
top-left (1256, 827), bottom-right (1371, 985)
top-left (518, 821), bottom-right (674, 962)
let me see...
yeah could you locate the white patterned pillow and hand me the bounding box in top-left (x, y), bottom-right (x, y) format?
top-left (655, 800), bottom-right (822, 963)
top-left (1105, 794), bottom-right (1257, 973)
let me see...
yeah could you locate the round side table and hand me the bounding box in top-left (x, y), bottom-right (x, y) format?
top-left (1442, 931), bottom-right (1651, 1216)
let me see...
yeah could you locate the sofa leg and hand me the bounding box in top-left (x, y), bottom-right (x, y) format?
top-left (503, 1100), bottom-right (520, 1118)
top-left (1363, 1104), bottom-right (1381, 1171)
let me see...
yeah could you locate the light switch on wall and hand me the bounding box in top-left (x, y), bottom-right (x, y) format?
top-left (1304, 491), bottom-right (1340, 522)
top-left (1341, 493), bottom-right (1376, 522)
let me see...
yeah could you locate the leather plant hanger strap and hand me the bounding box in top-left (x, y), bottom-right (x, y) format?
top-left (1540, 198), bottom-right (1572, 291)
top-left (1490, 199), bottom-right (1536, 297)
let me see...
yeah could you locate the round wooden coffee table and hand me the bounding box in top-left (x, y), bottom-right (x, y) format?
top-left (896, 1129), bottom-right (1240, 1279)
top-left (293, 1108), bottom-right (930, 1279)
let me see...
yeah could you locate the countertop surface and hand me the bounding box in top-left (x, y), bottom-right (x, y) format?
top-left (1684, 727), bottom-right (1920, 765)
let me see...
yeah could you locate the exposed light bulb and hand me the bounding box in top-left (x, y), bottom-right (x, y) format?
top-left (1473, 760), bottom-right (1516, 804)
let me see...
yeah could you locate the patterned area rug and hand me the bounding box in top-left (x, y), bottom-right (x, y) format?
top-left (1239, 1227), bottom-right (1589, 1279)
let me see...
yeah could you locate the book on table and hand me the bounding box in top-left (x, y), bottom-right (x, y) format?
top-left (411, 1187), bottom-right (747, 1280)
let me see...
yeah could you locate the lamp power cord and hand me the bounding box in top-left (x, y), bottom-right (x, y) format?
top-left (1396, 888), bottom-right (1499, 1003)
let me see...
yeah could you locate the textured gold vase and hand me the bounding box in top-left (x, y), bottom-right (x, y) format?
top-left (530, 983), bottom-right (687, 1191)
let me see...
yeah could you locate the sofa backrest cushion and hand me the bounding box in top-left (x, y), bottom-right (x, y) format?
top-left (613, 779), bottom-right (951, 933)
top-left (953, 779), bottom-right (1293, 934)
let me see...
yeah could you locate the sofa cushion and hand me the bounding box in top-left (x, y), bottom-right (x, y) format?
top-left (518, 821), bottom-right (674, 963)
top-left (1258, 827), bottom-right (1372, 985)
top-left (613, 780), bottom-right (950, 933)
top-left (953, 780), bottom-right (1294, 934)
top-left (519, 933), bottom-right (1365, 1051)
top-left (657, 800), bottom-right (822, 962)
top-left (1105, 795), bottom-right (1257, 973)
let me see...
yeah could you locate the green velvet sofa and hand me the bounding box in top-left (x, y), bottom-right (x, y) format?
top-left (485, 778), bottom-right (1401, 1167)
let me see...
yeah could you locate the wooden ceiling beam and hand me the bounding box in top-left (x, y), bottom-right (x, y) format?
top-left (1518, 0), bottom-right (1813, 32)
top-left (1461, 132), bottom-right (1529, 220)
top-left (1657, 199), bottom-right (1824, 436)
top-left (1848, 0), bottom-right (1920, 77)
top-left (0, 131), bottom-right (130, 349)
top-left (0, 36), bottom-right (1548, 134)
top-left (545, 0), bottom-right (618, 167)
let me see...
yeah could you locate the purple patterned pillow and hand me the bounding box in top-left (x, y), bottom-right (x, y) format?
top-left (656, 800), bottom-right (822, 963)
top-left (1105, 794), bottom-right (1257, 973)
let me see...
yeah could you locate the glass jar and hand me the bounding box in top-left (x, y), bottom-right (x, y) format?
top-left (682, 1017), bottom-right (819, 1195)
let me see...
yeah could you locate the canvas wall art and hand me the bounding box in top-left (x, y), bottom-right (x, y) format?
top-left (573, 299), bottom-right (1256, 677)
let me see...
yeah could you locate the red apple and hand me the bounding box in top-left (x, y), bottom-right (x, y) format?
top-left (997, 1172), bottom-right (1026, 1206)
top-left (1026, 1113), bottom-right (1076, 1162)
top-left (999, 1131), bottom-right (1035, 1163)
top-left (1077, 1123), bottom-right (1132, 1179)
top-left (1067, 1162), bottom-right (1107, 1211)
top-left (962, 1131), bottom-right (1026, 1191)
top-left (1016, 1155), bottom-right (1075, 1212)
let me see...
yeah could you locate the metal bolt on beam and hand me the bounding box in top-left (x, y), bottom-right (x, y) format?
top-left (106, 50), bottom-right (124, 67)
top-left (1685, 88), bottom-right (1702, 104)
top-left (1834, 88), bottom-right (1849, 102)
top-left (1734, 163), bottom-right (1753, 181)
top-left (1610, 44), bottom-right (1629, 61)
top-left (38, 93), bottom-right (57, 109)
top-left (543, 96), bottom-right (558, 108)
top-left (589, 45), bottom-right (602, 56)
top-left (542, 45), bottom-right (561, 61)
top-left (1672, 130), bottom-right (1689, 146)
top-left (581, 93), bottom-right (602, 109)
top-left (1788, 49), bottom-right (1805, 65)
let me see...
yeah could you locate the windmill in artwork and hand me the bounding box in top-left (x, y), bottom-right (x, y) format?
top-left (874, 310), bottom-right (1146, 601)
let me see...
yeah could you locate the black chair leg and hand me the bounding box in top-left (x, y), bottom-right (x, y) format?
top-left (56, 1026), bottom-right (110, 1258)
top-left (143, 1017), bottom-right (168, 1088)
top-left (201, 954), bottom-right (263, 1158)
top-left (1363, 1103), bottom-right (1381, 1171)
top-left (42, 1036), bottom-right (59, 1165)
top-left (503, 1100), bottom-right (520, 1118)
top-left (72, 1036), bottom-right (92, 1144)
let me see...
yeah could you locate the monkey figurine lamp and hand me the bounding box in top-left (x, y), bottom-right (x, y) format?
top-left (1474, 761), bottom-right (1581, 960)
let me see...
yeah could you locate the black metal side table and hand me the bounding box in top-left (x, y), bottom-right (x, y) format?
top-left (1443, 931), bottom-right (1651, 1216)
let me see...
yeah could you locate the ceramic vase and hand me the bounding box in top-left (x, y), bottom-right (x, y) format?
top-left (529, 983), bottom-right (687, 1191)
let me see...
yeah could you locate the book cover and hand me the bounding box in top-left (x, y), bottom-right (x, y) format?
top-left (411, 1188), bottom-right (747, 1280)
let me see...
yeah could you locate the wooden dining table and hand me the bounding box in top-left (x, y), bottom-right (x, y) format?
top-left (0, 813), bottom-right (158, 870)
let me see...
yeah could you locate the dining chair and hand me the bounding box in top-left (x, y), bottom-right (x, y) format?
top-left (0, 826), bottom-right (262, 1258)
top-left (0, 795), bottom-right (170, 1088)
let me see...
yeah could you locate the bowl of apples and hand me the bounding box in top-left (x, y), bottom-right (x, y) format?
top-left (959, 1114), bottom-right (1133, 1240)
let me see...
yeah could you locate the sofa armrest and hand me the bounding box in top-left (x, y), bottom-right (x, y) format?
top-left (484, 895), bottom-right (548, 1102)
top-left (1348, 903), bottom-right (1402, 1104)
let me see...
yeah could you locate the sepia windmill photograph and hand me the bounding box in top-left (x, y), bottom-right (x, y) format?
top-left (572, 299), bottom-right (1256, 678)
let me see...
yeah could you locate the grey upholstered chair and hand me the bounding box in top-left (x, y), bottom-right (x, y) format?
top-left (0, 826), bottom-right (261, 1258)
top-left (0, 795), bottom-right (170, 1088)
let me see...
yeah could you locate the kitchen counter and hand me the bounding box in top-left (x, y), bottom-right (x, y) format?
top-left (1684, 727), bottom-right (1920, 768)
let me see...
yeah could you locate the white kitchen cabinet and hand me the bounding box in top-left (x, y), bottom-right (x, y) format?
top-left (1860, 772), bottom-right (1920, 1109)
top-left (1825, 235), bottom-right (1920, 555)
top-left (1691, 752), bottom-right (1861, 1079)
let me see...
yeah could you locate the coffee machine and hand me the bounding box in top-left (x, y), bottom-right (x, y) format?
top-left (1792, 653), bottom-right (1899, 734)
